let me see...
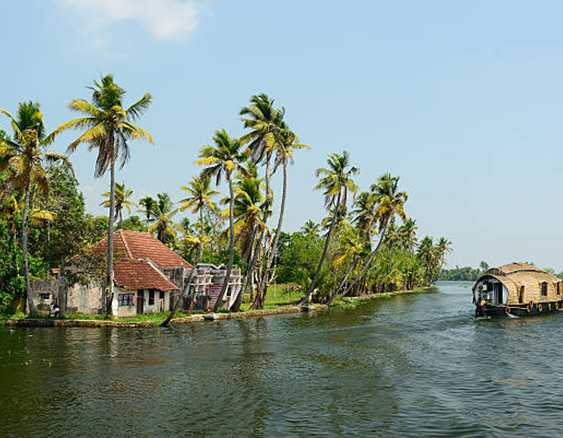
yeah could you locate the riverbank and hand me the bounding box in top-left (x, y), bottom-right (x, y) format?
top-left (0, 287), bottom-right (432, 328)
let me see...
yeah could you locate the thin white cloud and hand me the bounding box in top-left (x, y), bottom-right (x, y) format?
top-left (59, 0), bottom-right (200, 41)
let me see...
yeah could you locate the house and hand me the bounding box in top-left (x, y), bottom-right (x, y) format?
top-left (31, 230), bottom-right (243, 317)
top-left (473, 262), bottom-right (563, 317)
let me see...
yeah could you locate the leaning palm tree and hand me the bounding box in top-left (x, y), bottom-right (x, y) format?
top-left (149, 193), bottom-right (179, 245)
top-left (101, 182), bottom-right (136, 229)
top-left (327, 224), bottom-right (365, 305)
top-left (55, 75), bottom-right (153, 315)
top-left (195, 129), bottom-right (249, 312)
top-left (257, 124), bottom-right (310, 308)
top-left (138, 196), bottom-right (157, 232)
top-left (161, 177), bottom-right (219, 326)
top-left (223, 168), bottom-right (269, 311)
top-left (340, 173), bottom-right (407, 298)
top-left (0, 102), bottom-right (73, 316)
top-left (301, 151), bottom-right (359, 304)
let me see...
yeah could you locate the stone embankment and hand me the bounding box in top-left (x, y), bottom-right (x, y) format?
top-left (3, 305), bottom-right (329, 328)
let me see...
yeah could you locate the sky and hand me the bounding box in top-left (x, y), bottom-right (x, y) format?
top-left (1, 0), bottom-right (563, 269)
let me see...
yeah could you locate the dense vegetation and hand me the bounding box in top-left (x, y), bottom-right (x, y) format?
top-left (0, 76), bottom-right (452, 318)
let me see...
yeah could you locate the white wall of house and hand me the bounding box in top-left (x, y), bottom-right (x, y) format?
top-left (116, 288), bottom-right (136, 317)
top-left (139, 289), bottom-right (171, 314)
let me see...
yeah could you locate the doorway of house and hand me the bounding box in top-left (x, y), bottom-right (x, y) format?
top-left (137, 290), bottom-right (144, 314)
top-left (494, 283), bottom-right (503, 304)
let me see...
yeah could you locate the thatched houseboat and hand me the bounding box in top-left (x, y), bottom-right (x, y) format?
top-left (473, 262), bottom-right (563, 317)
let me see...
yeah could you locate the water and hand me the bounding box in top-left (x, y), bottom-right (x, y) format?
top-left (1, 282), bottom-right (563, 438)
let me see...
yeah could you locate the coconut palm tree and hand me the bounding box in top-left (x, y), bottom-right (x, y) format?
top-left (418, 236), bottom-right (438, 285)
top-left (138, 196), bottom-right (157, 232)
top-left (352, 191), bottom-right (378, 243)
top-left (0, 101), bottom-right (73, 316)
top-left (301, 151), bottom-right (359, 304)
top-left (436, 237), bottom-right (452, 269)
top-left (398, 218), bottom-right (418, 252)
top-left (55, 74), bottom-right (153, 316)
top-left (149, 193), bottom-right (179, 245)
top-left (196, 129), bottom-right (249, 312)
top-left (161, 177), bottom-right (219, 326)
top-left (327, 224), bottom-right (365, 305)
top-left (257, 124), bottom-right (310, 308)
top-left (301, 220), bottom-right (320, 237)
top-left (340, 173), bottom-right (407, 298)
top-left (101, 182), bottom-right (136, 229)
top-left (222, 167), bottom-right (271, 311)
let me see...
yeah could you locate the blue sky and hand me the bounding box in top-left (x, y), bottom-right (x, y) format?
top-left (1, 0), bottom-right (563, 269)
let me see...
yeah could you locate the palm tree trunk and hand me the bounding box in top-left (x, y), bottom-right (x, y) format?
top-left (213, 178), bottom-right (235, 312)
top-left (58, 255), bottom-right (67, 317)
top-left (253, 154), bottom-right (272, 306)
top-left (161, 208), bottom-right (206, 326)
top-left (120, 210), bottom-right (123, 230)
top-left (300, 199), bottom-right (341, 305)
top-left (258, 159), bottom-right (288, 308)
top-left (340, 219), bottom-right (389, 299)
top-left (232, 228), bottom-right (259, 312)
top-left (22, 183), bottom-right (37, 316)
top-left (106, 160), bottom-right (116, 317)
top-left (327, 257), bottom-right (358, 306)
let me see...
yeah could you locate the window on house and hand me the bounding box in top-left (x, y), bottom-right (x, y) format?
top-left (149, 290), bottom-right (155, 305)
top-left (40, 293), bottom-right (50, 300)
top-left (118, 294), bottom-right (133, 306)
top-left (541, 282), bottom-right (548, 297)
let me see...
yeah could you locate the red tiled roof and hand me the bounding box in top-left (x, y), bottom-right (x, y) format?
top-left (114, 260), bottom-right (179, 292)
top-left (91, 230), bottom-right (191, 269)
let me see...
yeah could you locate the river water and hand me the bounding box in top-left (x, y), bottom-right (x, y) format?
top-left (1, 282), bottom-right (563, 438)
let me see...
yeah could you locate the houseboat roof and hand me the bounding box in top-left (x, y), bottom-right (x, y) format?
top-left (91, 230), bottom-right (191, 270)
top-left (473, 262), bottom-right (560, 293)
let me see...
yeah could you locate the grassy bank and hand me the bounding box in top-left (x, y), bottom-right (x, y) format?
top-left (0, 285), bottom-right (433, 327)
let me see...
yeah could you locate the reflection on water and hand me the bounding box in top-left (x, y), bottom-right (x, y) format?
top-left (2, 282), bottom-right (563, 437)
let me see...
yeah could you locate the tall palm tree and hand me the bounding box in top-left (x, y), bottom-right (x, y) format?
top-left (138, 196), bottom-right (157, 232)
top-left (257, 124), bottom-right (310, 308)
top-left (224, 167), bottom-right (269, 311)
top-left (149, 193), bottom-right (179, 245)
top-left (301, 151), bottom-right (359, 304)
top-left (101, 182), bottom-right (136, 229)
top-left (161, 177), bottom-right (219, 326)
top-left (196, 129), bottom-right (249, 312)
top-left (0, 102), bottom-right (73, 316)
top-left (239, 94), bottom-right (285, 306)
top-left (55, 74), bottom-right (153, 316)
top-left (327, 224), bottom-right (365, 305)
top-left (239, 94), bottom-right (285, 202)
top-left (301, 220), bottom-right (320, 237)
top-left (340, 173), bottom-right (407, 298)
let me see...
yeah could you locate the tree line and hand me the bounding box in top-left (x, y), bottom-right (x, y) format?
top-left (0, 74), bottom-right (452, 318)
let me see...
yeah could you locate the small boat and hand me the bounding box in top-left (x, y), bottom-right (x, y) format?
top-left (473, 262), bottom-right (563, 317)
